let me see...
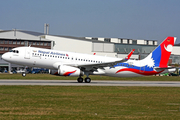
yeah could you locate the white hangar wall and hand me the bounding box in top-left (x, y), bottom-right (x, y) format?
top-left (92, 43), bottom-right (114, 52)
top-left (45, 35), bottom-right (92, 54)
top-left (45, 35), bottom-right (118, 57)
top-left (172, 46), bottom-right (180, 55)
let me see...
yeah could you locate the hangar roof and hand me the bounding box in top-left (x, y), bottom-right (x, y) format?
top-left (48, 35), bottom-right (107, 43)
top-left (18, 30), bottom-right (45, 36)
top-left (0, 30), bottom-right (157, 45)
top-left (0, 30), bottom-right (45, 36)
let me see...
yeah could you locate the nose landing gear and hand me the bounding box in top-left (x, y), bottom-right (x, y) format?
top-left (22, 72), bottom-right (26, 77)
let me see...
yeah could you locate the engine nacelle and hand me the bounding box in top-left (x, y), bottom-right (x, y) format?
top-left (58, 65), bottom-right (84, 76)
top-left (49, 69), bottom-right (58, 75)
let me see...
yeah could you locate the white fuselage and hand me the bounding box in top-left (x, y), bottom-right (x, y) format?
top-left (2, 47), bottom-right (155, 77)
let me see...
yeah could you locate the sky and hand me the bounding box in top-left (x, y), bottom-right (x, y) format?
top-left (1, 0), bottom-right (180, 43)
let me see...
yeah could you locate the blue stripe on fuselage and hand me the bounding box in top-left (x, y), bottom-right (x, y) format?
top-left (114, 63), bottom-right (154, 72)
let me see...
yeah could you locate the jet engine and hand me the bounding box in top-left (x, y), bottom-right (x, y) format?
top-left (49, 69), bottom-right (58, 75)
top-left (58, 65), bottom-right (84, 76)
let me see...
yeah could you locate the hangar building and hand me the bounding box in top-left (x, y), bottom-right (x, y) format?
top-left (0, 29), bottom-right (179, 72)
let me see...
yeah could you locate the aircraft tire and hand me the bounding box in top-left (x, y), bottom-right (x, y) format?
top-left (85, 77), bottom-right (91, 83)
top-left (22, 72), bottom-right (26, 77)
top-left (77, 77), bottom-right (83, 83)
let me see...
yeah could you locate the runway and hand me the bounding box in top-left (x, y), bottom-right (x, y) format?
top-left (0, 80), bottom-right (180, 87)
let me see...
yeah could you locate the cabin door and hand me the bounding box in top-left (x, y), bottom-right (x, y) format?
top-left (24, 48), bottom-right (30, 59)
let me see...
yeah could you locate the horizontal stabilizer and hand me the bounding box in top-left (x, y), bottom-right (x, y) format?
top-left (154, 66), bottom-right (176, 71)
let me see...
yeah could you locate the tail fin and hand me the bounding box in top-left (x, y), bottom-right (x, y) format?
top-left (144, 37), bottom-right (176, 68)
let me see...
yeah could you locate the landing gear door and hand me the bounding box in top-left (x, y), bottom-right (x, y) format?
top-left (24, 48), bottom-right (30, 59)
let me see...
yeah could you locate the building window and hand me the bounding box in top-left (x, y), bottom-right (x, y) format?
top-left (4, 47), bottom-right (8, 51)
top-left (0, 47), bottom-right (3, 51)
top-left (37, 42), bottom-right (39, 45)
top-left (4, 41), bottom-right (8, 44)
top-left (44, 43), bottom-right (47, 46)
top-left (132, 40), bottom-right (137, 44)
top-left (9, 47), bottom-right (12, 51)
top-left (0, 40), bottom-right (4, 44)
top-left (33, 42), bottom-right (36, 45)
top-left (13, 41), bottom-right (16, 44)
top-left (40, 42), bottom-right (43, 46)
top-left (17, 41), bottom-right (20, 44)
top-left (25, 41), bottom-right (28, 46)
top-left (104, 38), bottom-right (111, 42)
top-left (29, 42), bottom-right (32, 46)
top-left (92, 38), bottom-right (98, 40)
top-left (9, 41), bottom-right (12, 44)
top-left (21, 41), bottom-right (24, 45)
top-left (123, 39), bottom-right (128, 44)
top-left (48, 43), bottom-right (51, 46)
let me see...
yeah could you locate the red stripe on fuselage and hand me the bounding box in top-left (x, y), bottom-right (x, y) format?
top-left (116, 68), bottom-right (164, 76)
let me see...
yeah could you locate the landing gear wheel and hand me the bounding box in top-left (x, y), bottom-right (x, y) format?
top-left (85, 77), bottom-right (91, 83)
top-left (22, 72), bottom-right (26, 77)
top-left (77, 77), bottom-right (83, 83)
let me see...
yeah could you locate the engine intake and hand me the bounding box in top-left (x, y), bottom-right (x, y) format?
top-left (49, 69), bottom-right (58, 75)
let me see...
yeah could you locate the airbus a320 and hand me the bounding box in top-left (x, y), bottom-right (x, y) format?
top-left (2, 37), bottom-right (176, 83)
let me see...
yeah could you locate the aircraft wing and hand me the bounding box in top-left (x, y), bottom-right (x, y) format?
top-left (72, 49), bottom-right (135, 71)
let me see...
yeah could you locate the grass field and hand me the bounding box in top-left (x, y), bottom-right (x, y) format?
top-left (0, 86), bottom-right (180, 119)
top-left (0, 74), bottom-right (180, 119)
top-left (0, 73), bottom-right (180, 81)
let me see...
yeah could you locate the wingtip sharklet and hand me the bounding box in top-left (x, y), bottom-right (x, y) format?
top-left (125, 49), bottom-right (135, 60)
top-left (174, 37), bottom-right (177, 43)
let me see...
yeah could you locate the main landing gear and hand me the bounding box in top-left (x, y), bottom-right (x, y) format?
top-left (77, 77), bottom-right (91, 83)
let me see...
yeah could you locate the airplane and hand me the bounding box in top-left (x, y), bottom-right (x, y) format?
top-left (2, 36), bottom-right (176, 83)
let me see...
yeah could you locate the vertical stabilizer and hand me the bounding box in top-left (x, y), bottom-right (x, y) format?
top-left (144, 37), bottom-right (176, 68)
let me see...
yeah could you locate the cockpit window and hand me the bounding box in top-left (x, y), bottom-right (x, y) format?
top-left (10, 50), bottom-right (19, 53)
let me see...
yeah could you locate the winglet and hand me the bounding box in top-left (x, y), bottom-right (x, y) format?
top-left (125, 49), bottom-right (135, 60)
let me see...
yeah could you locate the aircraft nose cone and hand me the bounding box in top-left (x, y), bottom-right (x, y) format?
top-left (2, 53), bottom-right (9, 61)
